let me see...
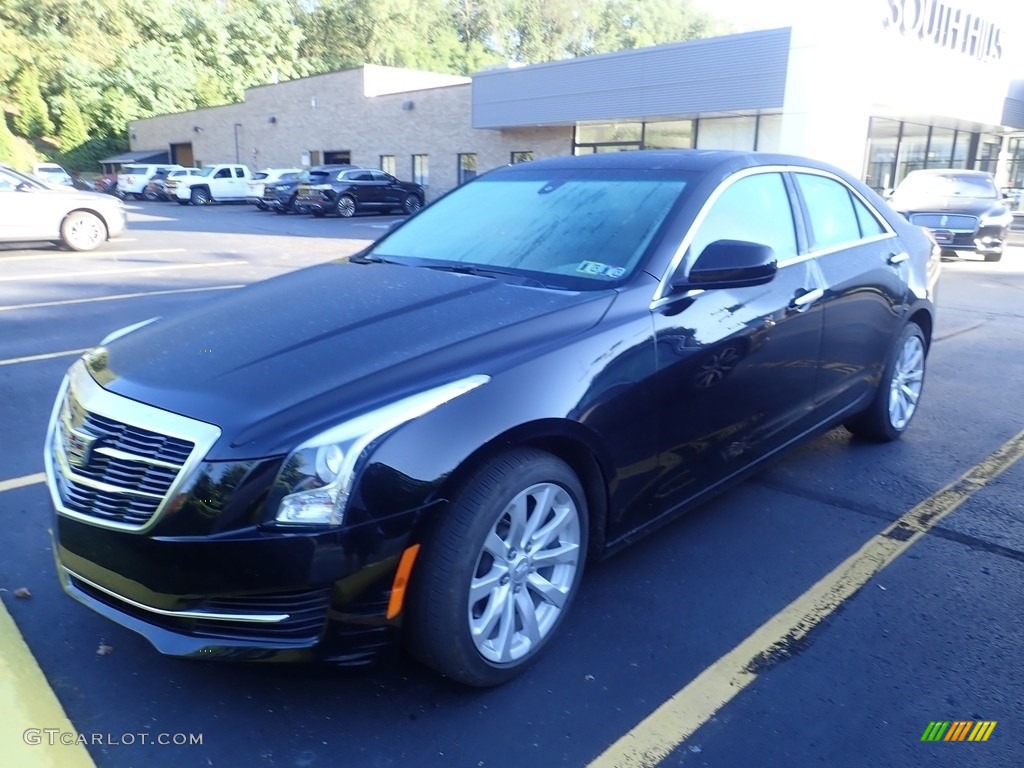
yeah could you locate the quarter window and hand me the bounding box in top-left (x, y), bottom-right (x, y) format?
top-left (688, 173), bottom-right (797, 264)
top-left (794, 174), bottom-right (864, 249)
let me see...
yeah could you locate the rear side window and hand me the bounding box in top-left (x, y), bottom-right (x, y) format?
top-left (794, 173), bottom-right (863, 249)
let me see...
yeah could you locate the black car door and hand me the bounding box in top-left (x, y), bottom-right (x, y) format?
top-left (789, 171), bottom-right (909, 415)
top-left (372, 171), bottom-right (403, 207)
top-left (629, 170), bottom-right (825, 534)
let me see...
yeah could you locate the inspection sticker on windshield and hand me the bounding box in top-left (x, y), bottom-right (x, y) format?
top-left (577, 261), bottom-right (626, 278)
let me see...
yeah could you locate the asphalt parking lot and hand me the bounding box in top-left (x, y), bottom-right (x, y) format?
top-left (1, 201), bottom-right (1023, 768)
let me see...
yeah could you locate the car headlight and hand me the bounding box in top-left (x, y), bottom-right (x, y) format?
top-left (272, 374), bottom-right (489, 526)
top-left (978, 211), bottom-right (1012, 228)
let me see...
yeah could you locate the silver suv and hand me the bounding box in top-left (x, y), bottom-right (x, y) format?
top-left (0, 164), bottom-right (127, 251)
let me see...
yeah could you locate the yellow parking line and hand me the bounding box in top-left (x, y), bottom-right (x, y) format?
top-left (0, 260), bottom-right (246, 283)
top-left (0, 601), bottom-right (96, 767)
top-left (0, 473), bottom-right (46, 493)
top-left (0, 284), bottom-right (244, 313)
top-left (0, 476), bottom-right (93, 765)
top-left (590, 428), bottom-right (1024, 767)
top-left (0, 350), bottom-right (89, 367)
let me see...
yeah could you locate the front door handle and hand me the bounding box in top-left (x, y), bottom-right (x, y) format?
top-left (888, 251), bottom-right (910, 265)
top-left (790, 287), bottom-right (824, 310)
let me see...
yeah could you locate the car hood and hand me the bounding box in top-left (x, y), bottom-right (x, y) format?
top-left (891, 196), bottom-right (1006, 217)
top-left (90, 261), bottom-right (615, 459)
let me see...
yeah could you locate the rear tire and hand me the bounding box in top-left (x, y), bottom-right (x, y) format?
top-left (845, 323), bottom-right (926, 442)
top-left (336, 195), bottom-right (356, 218)
top-left (406, 449), bottom-right (588, 687)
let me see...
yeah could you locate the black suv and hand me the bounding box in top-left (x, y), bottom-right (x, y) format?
top-left (263, 166), bottom-right (352, 214)
top-left (296, 166), bottom-right (424, 217)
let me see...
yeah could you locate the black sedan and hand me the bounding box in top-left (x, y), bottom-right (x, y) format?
top-left (295, 166), bottom-right (424, 217)
top-left (44, 151), bottom-right (938, 687)
top-left (889, 169), bottom-right (1012, 262)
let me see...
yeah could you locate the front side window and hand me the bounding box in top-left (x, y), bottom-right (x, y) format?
top-left (794, 173), bottom-right (863, 249)
top-left (688, 173), bottom-right (797, 265)
top-left (412, 155), bottom-right (429, 186)
top-left (370, 168), bottom-right (694, 290)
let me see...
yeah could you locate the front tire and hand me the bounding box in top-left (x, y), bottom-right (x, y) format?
top-left (407, 449), bottom-right (588, 687)
top-left (60, 211), bottom-right (107, 252)
top-left (190, 188), bottom-right (211, 206)
top-left (983, 250), bottom-right (1003, 263)
top-left (845, 323), bottom-right (926, 441)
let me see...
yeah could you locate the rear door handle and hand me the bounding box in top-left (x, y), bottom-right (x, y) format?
top-left (888, 252), bottom-right (910, 265)
top-left (790, 287), bottom-right (824, 310)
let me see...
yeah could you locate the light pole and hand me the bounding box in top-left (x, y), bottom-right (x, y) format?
top-left (233, 123), bottom-right (242, 163)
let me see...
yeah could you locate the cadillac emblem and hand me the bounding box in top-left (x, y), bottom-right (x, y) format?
top-left (62, 426), bottom-right (97, 468)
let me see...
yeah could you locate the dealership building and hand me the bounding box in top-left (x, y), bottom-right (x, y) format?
top-left (126, 0), bottom-right (1024, 199)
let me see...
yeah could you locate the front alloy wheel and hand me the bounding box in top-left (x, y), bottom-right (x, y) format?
top-left (60, 211), bottom-right (106, 251)
top-left (407, 449), bottom-right (587, 687)
top-left (402, 194), bottom-right (422, 215)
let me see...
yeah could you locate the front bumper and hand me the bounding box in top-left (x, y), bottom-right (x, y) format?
top-left (53, 513), bottom-right (414, 664)
top-left (925, 223), bottom-right (1008, 253)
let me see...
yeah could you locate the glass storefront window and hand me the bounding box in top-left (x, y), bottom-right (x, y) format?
top-left (895, 122), bottom-right (929, 181)
top-left (975, 134), bottom-right (1001, 173)
top-left (643, 120), bottom-right (694, 149)
top-left (926, 127), bottom-right (955, 169)
top-left (863, 117), bottom-right (900, 191)
top-left (695, 116), bottom-right (756, 151)
top-left (575, 122), bottom-right (642, 144)
top-left (755, 115), bottom-right (783, 152)
top-left (952, 131), bottom-right (971, 168)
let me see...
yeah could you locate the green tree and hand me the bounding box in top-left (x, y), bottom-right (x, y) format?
top-left (0, 111), bottom-right (15, 164)
top-left (56, 96), bottom-right (89, 151)
top-left (12, 67), bottom-right (53, 138)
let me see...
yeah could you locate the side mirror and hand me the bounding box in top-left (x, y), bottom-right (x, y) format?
top-left (672, 240), bottom-right (777, 291)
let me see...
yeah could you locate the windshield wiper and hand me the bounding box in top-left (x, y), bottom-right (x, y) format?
top-left (421, 263), bottom-right (551, 289)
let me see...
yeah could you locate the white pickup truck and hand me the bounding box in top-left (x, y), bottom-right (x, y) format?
top-left (167, 164), bottom-right (253, 205)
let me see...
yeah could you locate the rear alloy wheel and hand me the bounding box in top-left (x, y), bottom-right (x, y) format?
top-left (407, 449), bottom-right (587, 687)
top-left (190, 188), bottom-right (211, 206)
top-left (336, 195), bottom-right (356, 218)
top-left (60, 211), bottom-right (107, 252)
top-left (845, 323), bottom-right (926, 441)
top-left (402, 194), bottom-right (422, 215)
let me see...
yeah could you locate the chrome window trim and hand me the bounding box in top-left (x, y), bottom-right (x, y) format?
top-left (44, 358), bottom-right (222, 534)
top-left (651, 165), bottom-right (900, 307)
top-left (64, 568), bottom-right (289, 623)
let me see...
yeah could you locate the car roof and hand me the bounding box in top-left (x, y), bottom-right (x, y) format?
top-left (499, 149), bottom-right (851, 176)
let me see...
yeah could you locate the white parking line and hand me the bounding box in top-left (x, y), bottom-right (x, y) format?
top-left (0, 260), bottom-right (246, 283)
top-left (0, 473), bottom-right (46, 493)
top-left (0, 248), bottom-right (185, 262)
top-left (0, 284), bottom-right (244, 313)
top-left (0, 349), bottom-right (89, 367)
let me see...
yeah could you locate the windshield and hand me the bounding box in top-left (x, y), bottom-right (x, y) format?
top-left (895, 173), bottom-right (998, 200)
top-left (197, 167), bottom-right (216, 177)
top-left (370, 169), bottom-right (692, 289)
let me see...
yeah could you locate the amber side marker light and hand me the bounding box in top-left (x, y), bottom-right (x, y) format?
top-left (386, 544), bottom-right (422, 619)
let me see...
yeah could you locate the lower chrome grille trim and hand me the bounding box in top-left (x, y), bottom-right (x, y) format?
top-left (65, 568), bottom-right (290, 623)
